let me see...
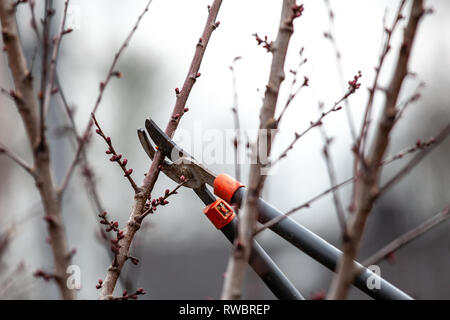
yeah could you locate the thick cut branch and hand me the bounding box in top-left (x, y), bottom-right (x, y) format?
top-left (328, 0), bottom-right (425, 300)
top-left (99, 0), bottom-right (223, 299)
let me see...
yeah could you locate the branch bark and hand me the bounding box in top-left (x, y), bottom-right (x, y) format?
top-left (0, 0), bottom-right (75, 299)
top-left (0, 142), bottom-right (34, 176)
top-left (221, 0), bottom-right (301, 299)
top-left (327, 0), bottom-right (425, 300)
top-left (99, 0), bottom-right (223, 299)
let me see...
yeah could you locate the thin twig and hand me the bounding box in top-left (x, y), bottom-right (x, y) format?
top-left (221, 1), bottom-right (303, 300)
top-left (254, 177), bottom-right (353, 236)
top-left (0, 86), bottom-right (15, 100)
top-left (357, 0), bottom-right (407, 157)
top-left (363, 205), bottom-right (450, 266)
top-left (230, 56), bottom-right (242, 182)
top-left (276, 47), bottom-right (308, 125)
top-left (395, 80), bottom-right (425, 122)
top-left (38, 0), bottom-right (53, 148)
top-left (42, 0), bottom-right (70, 117)
top-left (328, 0), bottom-right (425, 300)
top-left (269, 79), bottom-right (361, 169)
top-left (28, 0), bottom-right (41, 40)
top-left (53, 76), bottom-right (134, 290)
top-left (380, 123), bottom-right (450, 194)
top-left (254, 127), bottom-right (444, 236)
top-left (323, 0), bottom-right (356, 141)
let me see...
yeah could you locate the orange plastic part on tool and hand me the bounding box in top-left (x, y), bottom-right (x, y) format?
top-left (213, 173), bottom-right (244, 204)
top-left (203, 199), bottom-right (236, 229)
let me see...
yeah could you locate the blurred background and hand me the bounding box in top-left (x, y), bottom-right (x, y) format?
top-left (0, 0), bottom-right (449, 299)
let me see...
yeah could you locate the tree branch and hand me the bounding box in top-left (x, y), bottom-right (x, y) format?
top-left (319, 122), bottom-right (346, 232)
top-left (0, 0), bottom-right (75, 299)
top-left (363, 205), bottom-right (450, 266)
top-left (42, 0), bottom-right (70, 117)
top-left (348, 0), bottom-right (407, 214)
top-left (0, 142), bottom-right (34, 176)
top-left (91, 113), bottom-right (140, 193)
top-left (221, 1), bottom-right (303, 300)
top-left (58, 0), bottom-right (152, 196)
top-left (269, 81), bottom-right (359, 169)
top-left (323, 0), bottom-right (357, 141)
top-left (230, 56), bottom-right (242, 182)
top-left (380, 123), bottom-right (450, 194)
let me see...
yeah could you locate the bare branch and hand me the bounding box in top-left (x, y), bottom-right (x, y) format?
top-left (59, 0), bottom-right (152, 196)
top-left (380, 135), bottom-right (437, 166)
top-left (52, 76), bottom-right (135, 291)
top-left (380, 123), bottom-right (450, 194)
top-left (254, 128), bottom-right (444, 236)
top-left (230, 56), bottom-right (242, 182)
top-left (42, 0), bottom-right (71, 117)
top-left (363, 205), bottom-right (450, 266)
top-left (357, 0), bottom-right (407, 157)
top-left (137, 178), bottom-right (189, 222)
top-left (0, 0), bottom-right (75, 299)
top-left (323, 0), bottom-right (356, 140)
top-left (0, 142), bottom-right (34, 176)
top-left (38, 0), bottom-right (54, 148)
top-left (328, 0), bottom-right (425, 300)
top-left (318, 118), bottom-right (346, 231)
top-left (395, 80), bottom-right (425, 122)
top-left (276, 47), bottom-right (308, 125)
top-left (270, 78), bottom-right (361, 169)
top-left (254, 177), bottom-right (353, 236)
top-left (0, 86), bottom-right (15, 100)
top-left (99, 0), bottom-right (223, 299)
top-left (90, 113), bottom-right (140, 193)
top-left (221, 1), bottom-right (303, 300)
top-left (348, 1), bottom-right (408, 214)
top-left (28, 0), bottom-right (41, 40)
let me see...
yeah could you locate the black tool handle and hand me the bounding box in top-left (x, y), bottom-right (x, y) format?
top-left (232, 187), bottom-right (413, 300)
top-left (194, 187), bottom-right (304, 300)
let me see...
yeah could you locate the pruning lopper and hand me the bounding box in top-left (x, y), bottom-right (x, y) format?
top-left (138, 118), bottom-right (413, 300)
